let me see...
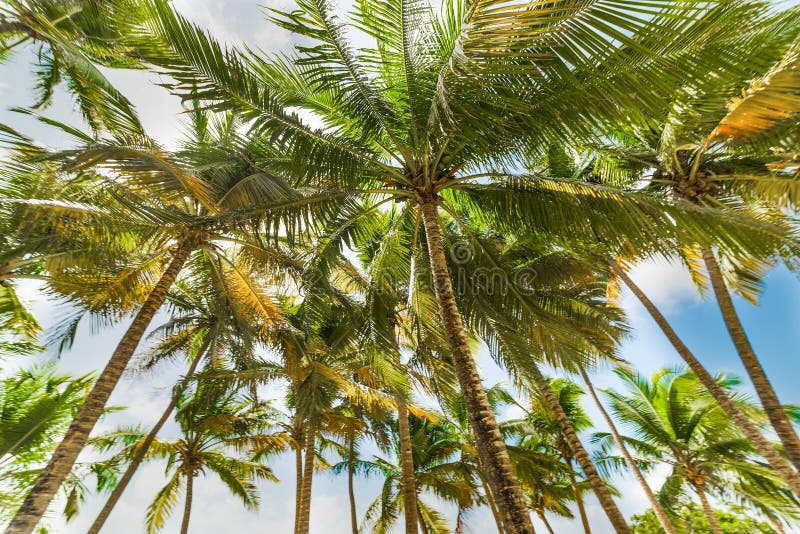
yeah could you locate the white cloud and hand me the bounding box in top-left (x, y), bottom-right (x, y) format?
top-left (624, 257), bottom-right (701, 314)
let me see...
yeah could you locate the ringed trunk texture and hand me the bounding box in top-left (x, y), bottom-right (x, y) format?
top-left (348, 434), bottom-right (358, 534)
top-left (397, 395), bottom-right (420, 534)
top-left (419, 199), bottom-right (534, 534)
top-left (88, 343), bottom-right (206, 534)
top-left (180, 473), bottom-right (194, 534)
top-left (702, 248), bottom-right (800, 470)
top-left (529, 364), bottom-right (630, 534)
top-left (612, 262), bottom-right (800, 496)
top-left (695, 485), bottom-right (722, 534)
top-left (297, 425), bottom-right (316, 534)
top-left (579, 368), bottom-right (678, 534)
top-left (6, 241), bottom-right (194, 534)
top-left (294, 436), bottom-right (304, 534)
top-left (566, 462), bottom-right (592, 534)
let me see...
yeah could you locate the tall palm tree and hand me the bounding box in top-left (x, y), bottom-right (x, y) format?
top-left (515, 377), bottom-right (599, 534)
top-left (6, 114), bottom-right (334, 533)
top-left (86, 245), bottom-right (286, 533)
top-left (358, 412), bottom-right (480, 534)
top-left (126, 1), bottom-right (792, 530)
top-left (601, 368), bottom-right (800, 534)
top-left (610, 264), bottom-right (800, 497)
top-left (138, 384), bottom-right (280, 534)
top-left (574, 15), bottom-right (800, 469)
top-left (578, 367), bottom-right (678, 534)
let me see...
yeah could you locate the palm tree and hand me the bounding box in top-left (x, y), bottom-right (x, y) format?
top-left (515, 377), bottom-right (601, 534)
top-left (6, 114), bottom-right (333, 533)
top-left (126, 1), bottom-right (794, 530)
top-left (601, 368), bottom-right (800, 534)
top-left (572, 14), bottom-right (800, 469)
top-left (0, 363), bottom-right (92, 522)
top-left (358, 412), bottom-right (480, 534)
top-left (578, 367), bottom-right (678, 534)
top-left (0, 0), bottom-right (144, 133)
top-left (138, 383), bottom-right (279, 534)
top-left (610, 264), bottom-right (800, 497)
top-left (86, 245), bottom-right (286, 533)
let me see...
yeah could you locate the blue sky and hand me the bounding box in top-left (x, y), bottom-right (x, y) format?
top-left (2, 1), bottom-right (799, 532)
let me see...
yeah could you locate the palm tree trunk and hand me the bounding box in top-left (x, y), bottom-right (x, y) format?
top-left (397, 394), bottom-right (419, 534)
top-left (297, 425), bottom-right (316, 534)
top-left (702, 247), bottom-right (800, 470)
top-left (88, 340), bottom-right (207, 534)
top-left (537, 512), bottom-right (555, 534)
top-left (180, 473), bottom-right (194, 534)
top-left (566, 462), bottom-right (592, 534)
top-left (6, 240), bottom-right (195, 534)
top-left (294, 433), bottom-right (304, 534)
top-left (694, 485), bottom-right (721, 534)
top-left (578, 368), bottom-right (678, 534)
top-left (348, 432), bottom-right (358, 534)
top-left (612, 262), bottom-right (800, 496)
top-left (456, 508), bottom-right (465, 534)
top-left (419, 199), bottom-right (534, 534)
top-left (529, 364), bottom-right (630, 534)
top-left (481, 475), bottom-right (505, 533)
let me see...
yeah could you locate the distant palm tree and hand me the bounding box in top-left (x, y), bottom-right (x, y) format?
top-left (516, 377), bottom-right (599, 534)
top-left (86, 246), bottom-right (286, 533)
top-left (600, 368), bottom-right (800, 534)
top-left (6, 113), bottom-right (330, 533)
top-left (358, 413), bottom-right (479, 533)
top-left (140, 384), bottom-right (280, 534)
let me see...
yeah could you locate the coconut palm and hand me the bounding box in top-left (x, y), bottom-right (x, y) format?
top-left (358, 412), bottom-right (480, 534)
top-left (513, 377), bottom-right (599, 534)
top-left (609, 264), bottom-right (800, 497)
top-left (582, 31), bottom-right (800, 470)
top-left (5, 113), bottom-right (338, 533)
top-left (578, 366), bottom-right (678, 534)
top-left (123, 1), bottom-right (800, 530)
top-left (136, 383), bottom-right (279, 534)
top-left (0, 0), bottom-right (144, 133)
top-left (599, 368), bottom-right (800, 534)
top-left (86, 244), bottom-right (286, 533)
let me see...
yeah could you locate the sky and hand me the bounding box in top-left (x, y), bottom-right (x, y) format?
top-left (2, 1), bottom-right (800, 533)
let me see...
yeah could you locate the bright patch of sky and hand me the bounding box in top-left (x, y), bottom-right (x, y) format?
top-left (1, 0), bottom-right (799, 532)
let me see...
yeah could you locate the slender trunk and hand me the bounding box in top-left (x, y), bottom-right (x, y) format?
top-left (419, 199), bottom-right (534, 534)
top-left (397, 395), bottom-right (419, 534)
top-left (579, 368), bottom-right (678, 534)
top-left (456, 508), bottom-right (465, 534)
top-left (612, 262), bottom-right (800, 496)
top-left (566, 461), bottom-right (592, 534)
top-left (348, 433), bottom-right (358, 534)
top-left (297, 425), bottom-right (316, 534)
top-left (180, 473), bottom-right (194, 534)
top-left (529, 364), bottom-right (630, 534)
top-left (702, 248), bottom-right (800, 470)
top-left (481, 475), bottom-right (505, 533)
top-left (770, 518), bottom-right (787, 534)
top-left (6, 241), bottom-right (194, 534)
top-left (88, 342), bottom-right (206, 534)
top-left (694, 485), bottom-right (721, 534)
top-left (294, 433), bottom-right (304, 534)
top-left (537, 512), bottom-right (555, 534)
